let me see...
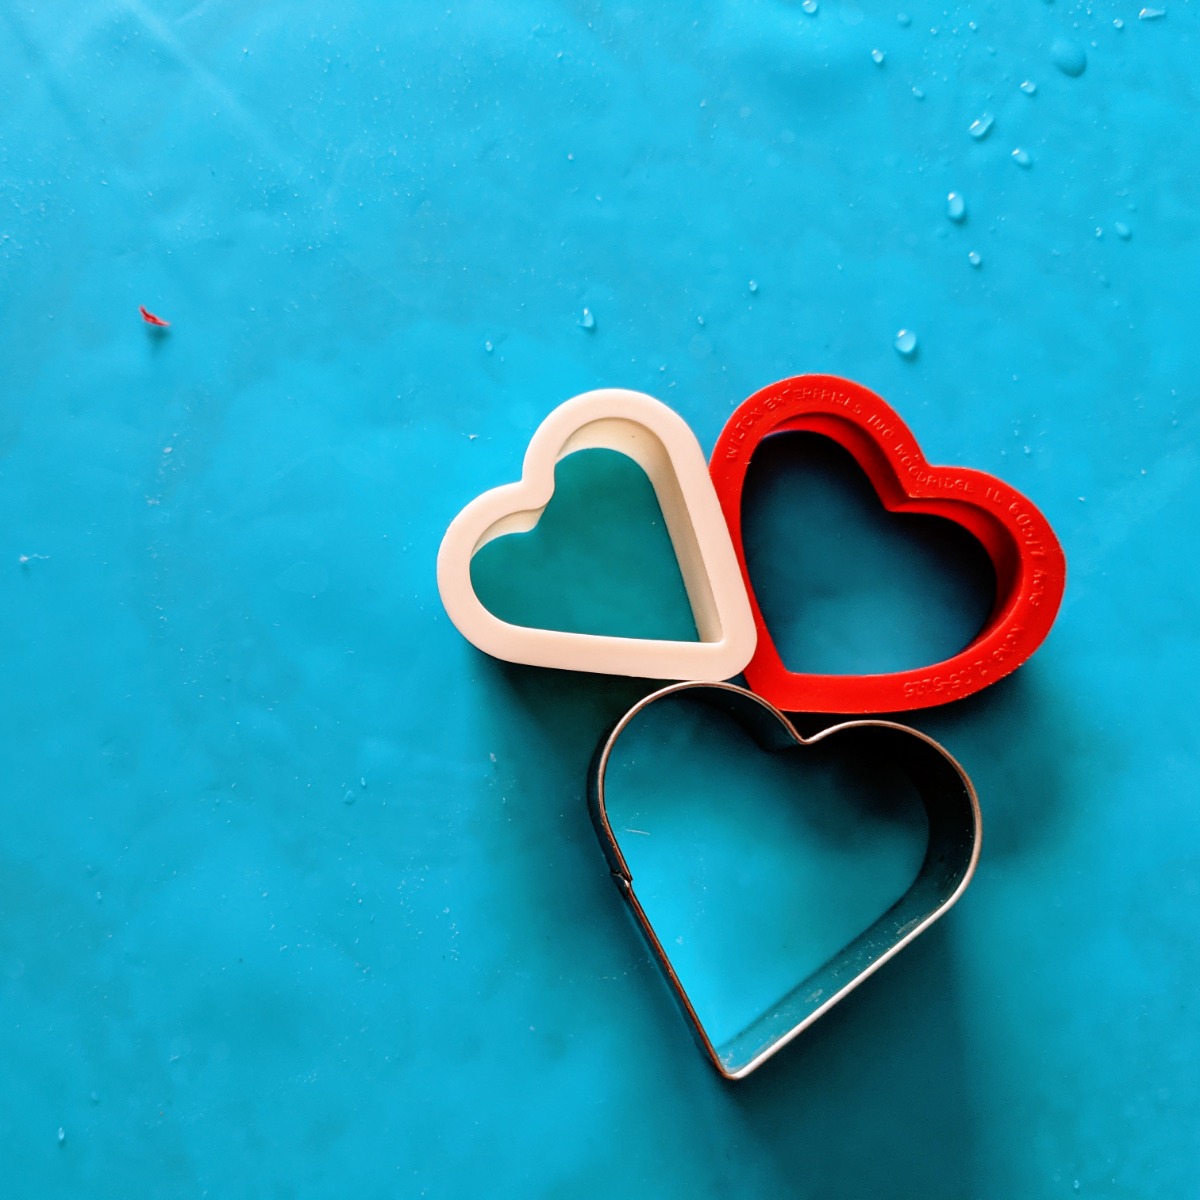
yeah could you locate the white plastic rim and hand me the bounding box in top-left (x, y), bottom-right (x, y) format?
top-left (436, 388), bottom-right (757, 680)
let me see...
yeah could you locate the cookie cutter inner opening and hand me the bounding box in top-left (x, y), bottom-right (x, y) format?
top-left (743, 428), bottom-right (998, 671)
top-left (468, 416), bottom-right (722, 642)
top-left (757, 412), bottom-right (1022, 634)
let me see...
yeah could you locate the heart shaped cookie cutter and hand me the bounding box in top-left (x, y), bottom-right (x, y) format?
top-left (589, 681), bottom-right (981, 1080)
top-left (709, 374), bottom-right (1066, 712)
top-left (437, 388), bottom-right (757, 680)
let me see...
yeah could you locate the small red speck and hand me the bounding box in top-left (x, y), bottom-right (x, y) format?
top-left (139, 305), bottom-right (170, 327)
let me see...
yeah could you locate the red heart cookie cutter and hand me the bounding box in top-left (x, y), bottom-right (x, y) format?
top-left (709, 375), bottom-right (1066, 713)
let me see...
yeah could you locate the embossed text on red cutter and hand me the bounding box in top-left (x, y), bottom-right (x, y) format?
top-left (709, 375), bottom-right (1066, 713)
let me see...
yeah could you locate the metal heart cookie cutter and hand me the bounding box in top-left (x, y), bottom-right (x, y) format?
top-left (437, 388), bottom-right (757, 681)
top-left (589, 681), bottom-right (981, 1080)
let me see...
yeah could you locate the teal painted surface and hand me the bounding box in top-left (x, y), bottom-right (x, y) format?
top-left (1, 2), bottom-right (1198, 1197)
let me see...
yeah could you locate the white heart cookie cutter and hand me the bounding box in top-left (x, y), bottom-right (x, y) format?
top-left (436, 388), bottom-right (757, 680)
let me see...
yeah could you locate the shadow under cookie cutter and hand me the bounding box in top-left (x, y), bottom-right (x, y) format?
top-left (588, 681), bottom-right (981, 1080)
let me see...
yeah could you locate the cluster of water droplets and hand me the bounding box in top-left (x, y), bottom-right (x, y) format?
top-left (529, 6), bottom-right (1160, 364)
top-left (886, 6), bottom-right (1155, 361)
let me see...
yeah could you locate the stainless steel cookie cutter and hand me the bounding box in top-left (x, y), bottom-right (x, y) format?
top-left (588, 681), bottom-right (982, 1080)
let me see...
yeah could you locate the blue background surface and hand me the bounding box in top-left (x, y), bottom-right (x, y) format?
top-left (2, 1), bottom-right (1198, 1196)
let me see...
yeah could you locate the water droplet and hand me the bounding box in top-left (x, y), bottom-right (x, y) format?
top-left (871, 48), bottom-right (886, 65)
top-left (894, 329), bottom-right (918, 358)
top-left (343, 789), bottom-right (356, 805)
top-left (748, 279), bottom-right (759, 294)
top-left (968, 113), bottom-right (994, 140)
top-left (578, 307), bottom-right (595, 330)
top-left (968, 250), bottom-right (982, 267)
top-left (1012, 147), bottom-right (1032, 168)
top-left (946, 192), bottom-right (966, 222)
top-left (1020, 79), bottom-right (1037, 95)
top-left (801, 0), bottom-right (818, 13)
top-left (696, 314), bottom-right (705, 326)
top-left (911, 86), bottom-right (925, 100)
top-left (484, 340), bottom-right (493, 353)
top-left (1139, 7), bottom-right (1165, 19)
top-left (1115, 221), bottom-right (1131, 240)
top-left (57, 1127), bottom-right (66, 1145)
top-left (360, 777), bottom-right (367, 788)
top-left (897, 12), bottom-right (911, 27)
top-left (1114, 17), bottom-right (1125, 28)
top-left (1050, 38), bottom-right (1087, 77)
top-left (89, 1091), bottom-right (99, 1105)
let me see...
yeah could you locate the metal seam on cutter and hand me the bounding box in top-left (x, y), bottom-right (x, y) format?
top-left (588, 681), bottom-right (982, 1081)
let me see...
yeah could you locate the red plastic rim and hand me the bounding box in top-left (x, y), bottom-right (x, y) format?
top-left (709, 374), bottom-right (1067, 713)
